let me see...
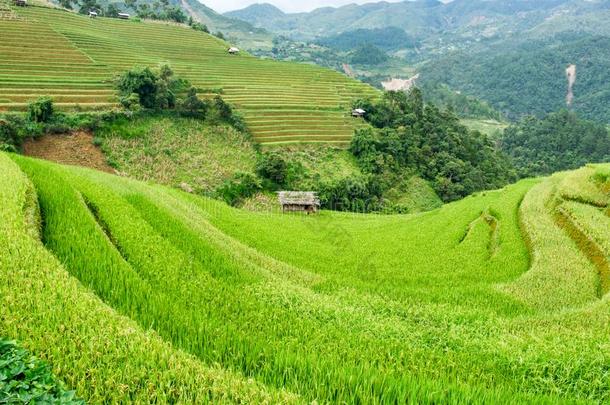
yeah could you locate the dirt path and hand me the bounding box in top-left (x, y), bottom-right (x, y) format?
top-left (23, 132), bottom-right (115, 173)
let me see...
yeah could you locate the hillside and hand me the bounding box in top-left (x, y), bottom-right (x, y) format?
top-left (2, 150), bottom-right (610, 402)
top-left (226, 0), bottom-right (610, 123)
top-left (0, 3), bottom-right (378, 144)
top-left (420, 33), bottom-right (610, 122)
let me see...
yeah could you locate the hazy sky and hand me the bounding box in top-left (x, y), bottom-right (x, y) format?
top-left (204, 0), bottom-right (404, 14)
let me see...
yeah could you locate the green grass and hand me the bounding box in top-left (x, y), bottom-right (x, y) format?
top-left (97, 115), bottom-right (257, 193)
top-left (0, 4), bottom-right (379, 144)
top-left (2, 151), bottom-right (610, 402)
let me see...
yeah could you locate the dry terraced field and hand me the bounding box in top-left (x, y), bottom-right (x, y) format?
top-left (0, 2), bottom-right (377, 144)
top-left (1, 150), bottom-right (609, 403)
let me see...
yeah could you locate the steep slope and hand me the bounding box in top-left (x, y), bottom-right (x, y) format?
top-left (0, 4), bottom-right (378, 144)
top-left (2, 151), bottom-right (609, 402)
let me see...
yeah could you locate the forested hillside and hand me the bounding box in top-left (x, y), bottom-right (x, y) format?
top-left (420, 33), bottom-right (610, 122)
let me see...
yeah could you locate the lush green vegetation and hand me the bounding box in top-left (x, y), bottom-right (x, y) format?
top-left (351, 90), bottom-right (515, 202)
top-left (421, 33), bottom-right (610, 123)
top-left (317, 27), bottom-right (418, 51)
top-left (421, 82), bottom-right (506, 121)
top-left (2, 150), bottom-right (609, 402)
top-left (230, 0), bottom-right (610, 124)
top-left (501, 110), bottom-right (610, 177)
top-left (0, 4), bottom-right (377, 144)
top-left (349, 43), bottom-right (389, 66)
top-left (0, 339), bottom-right (83, 404)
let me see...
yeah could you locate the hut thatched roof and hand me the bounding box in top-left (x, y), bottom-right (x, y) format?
top-left (278, 191), bottom-right (320, 206)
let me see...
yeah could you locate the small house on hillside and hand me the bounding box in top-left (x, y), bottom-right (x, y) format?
top-left (352, 108), bottom-right (366, 118)
top-left (117, 12), bottom-right (130, 19)
top-left (228, 47), bottom-right (240, 55)
top-left (14, 0), bottom-right (27, 6)
top-left (89, 11), bottom-right (98, 18)
top-left (278, 191), bottom-right (320, 214)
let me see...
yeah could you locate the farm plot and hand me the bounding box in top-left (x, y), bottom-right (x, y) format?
top-left (0, 5), bottom-right (378, 144)
top-left (3, 152), bottom-right (610, 403)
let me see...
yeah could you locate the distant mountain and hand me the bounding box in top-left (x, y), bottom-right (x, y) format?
top-left (225, 3), bottom-right (285, 26)
top-left (224, 0), bottom-right (610, 42)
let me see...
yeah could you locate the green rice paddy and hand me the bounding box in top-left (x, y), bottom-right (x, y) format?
top-left (0, 3), bottom-right (377, 144)
top-left (1, 151), bottom-right (609, 403)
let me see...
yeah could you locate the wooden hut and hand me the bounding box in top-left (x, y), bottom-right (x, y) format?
top-left (14, 0), bottom-right (27, 6)
top-left (352, 108), bottom-right (366, 118)
top-left (89, 11), bottom-right (98, 18)
top-left (278, 191), bottom-right (320, 214)
top-left (228, 47), bottom-right (240, 55)
top-left (117, 12), bottom-right (130, 19)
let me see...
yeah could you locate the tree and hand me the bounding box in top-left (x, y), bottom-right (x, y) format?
top-left (179, 87), bottom-right (207, 118)
top-left (256, 152), bottom-right (288, 187)
top-left (105, 3), bottom-right (120, 18)
top-left (349, 44), bottom-right (389, 65)
top-left (350, 88), bottom-right (516, 202)
top-left (28, 97), bottom-right (54, 123)
top-left (116, 67), bottom-right (159, 109)
top-left (79, 0), bottom-right (100, 14)
top-left (164, 6), bottom-right (186, 23)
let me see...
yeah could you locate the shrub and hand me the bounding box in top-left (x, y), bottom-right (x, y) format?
top-left (215, 172), bottom-right (262, 206)
top-left (0, 119), bottom-right (18, 152)
top-left (116, 67), bottom-right (159, 109)
top-left (179, 87), bottom-right (207, 118)
top-left (28, 97), bottom-right (54, 123)
top-left (256, 152), bottom-right (288, 188)
top-left (120, 93), bottom-right (142, 111)
top-left (318, 175), bottom-right (383, 212)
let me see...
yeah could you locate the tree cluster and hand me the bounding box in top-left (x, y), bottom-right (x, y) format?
top-left (123, 0), bottom-right (187, 23)
top-left (116, 65), bottom-right (246, 128)
top-left (349, 44), bottom-right (389, 66)
top-left (350, 89), bottom-right (516, 202)
top-left (501, 110), bottom-right (610, 177)
top-left (187, 16), bottom-right (209, 33)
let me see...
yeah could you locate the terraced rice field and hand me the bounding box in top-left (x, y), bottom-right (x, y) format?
top-left (0, 3), bottom-right (378, 144)
top-left (1, 150), bottom-right (609, 403)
